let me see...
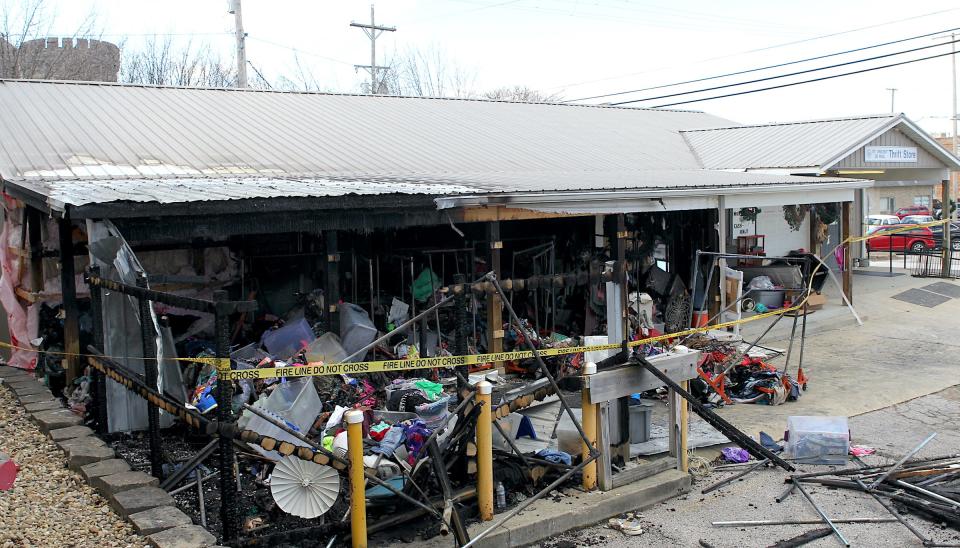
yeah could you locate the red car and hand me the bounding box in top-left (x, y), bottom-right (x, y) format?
top-left (866, 225), bottom-right (936, 253)
top-left (894, 205), bottom-right (931, 219)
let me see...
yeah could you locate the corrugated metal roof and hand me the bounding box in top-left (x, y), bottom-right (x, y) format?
top-left (0, 79), bottom-right (730, 185)
top-left (17, 170), bottom-right (863, 213)
top-left (681, 114), bottom-right (899, 169)
top-left (0, 80), bottom-right (878, 214)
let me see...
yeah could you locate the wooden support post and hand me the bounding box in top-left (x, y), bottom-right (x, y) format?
top-left (841, 201), bottom-right (853, 304)
top-left (808, 206), bottom-right (820, 257)
top-left (486, 222), bottom-right (503, 366)
top-left (27, 208), bottom-right (43, 293)
top-left (58, 217), bottom-right (80, 385)
top-left (716, 196), bottom-right (727, 317)
top-left (325, 231), bottom-right (340, 334)
top-left (136, 272), bottom-right (163, 481)
top-left (597, 401), bottom-right (613, 491)
top-left (667, 380), bottom-right (690, 473)
top-left (615, 214), bottom-right (628, 343)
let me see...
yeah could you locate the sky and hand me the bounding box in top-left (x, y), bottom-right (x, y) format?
top-left (30, 0), bottom-right (960, 136)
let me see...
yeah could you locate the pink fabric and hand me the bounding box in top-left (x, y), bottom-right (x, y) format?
top-left (0, 197), bottom-right (39, 370)
top-left (833, 245), bottom-right (846, 273)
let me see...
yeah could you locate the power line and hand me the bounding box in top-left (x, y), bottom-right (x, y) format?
top-left (603, 37), bottom-right (959, 105)
top-left (247, 60), bottom-right (272, 89)
top-left (550, 6), bottom-right (960, 92)
top-left (569, 25), bottom-right (960, 103)
top-left (245, 35), bottom-right (354, 66)
top-left (624, 49), bottom-right (960, 109)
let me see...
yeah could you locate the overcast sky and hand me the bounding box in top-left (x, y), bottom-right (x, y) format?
top-left (39, 0), bottom-right (960, 136)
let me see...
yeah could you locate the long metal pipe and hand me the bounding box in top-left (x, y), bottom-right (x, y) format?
top-left (462, 453), bottom-right (599, 548)
top-left (853, 477), bottom-right (930, 545)
top-left (869, 433), bottom-right (937, 489)
top-left (793, 480), bottom-right (850, 547)
top-left (712, 518), bottom-right (896, 527)
top-left (169, 470), bottom-right (220, 496)
top-left (701, 459), bottom-right (768, 494)
top-left (485, 272), bottom-right (597, 456)
top-left (340, 293), bottom-right (456, 363)
top-left (894, 479), bottom-right (960, 508)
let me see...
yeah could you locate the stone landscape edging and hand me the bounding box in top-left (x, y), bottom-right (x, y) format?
top-left (1, 366), bottom-right (222, 548)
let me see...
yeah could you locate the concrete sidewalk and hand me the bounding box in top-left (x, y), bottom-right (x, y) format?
top-left (721, 273), bottom-right (960, 440)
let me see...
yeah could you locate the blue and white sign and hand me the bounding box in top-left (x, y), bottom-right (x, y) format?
top-left (864, 146), bottom-right (918, 163)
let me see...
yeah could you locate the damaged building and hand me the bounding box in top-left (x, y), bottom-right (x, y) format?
top-left (0, 79), bottom-right (956, 545)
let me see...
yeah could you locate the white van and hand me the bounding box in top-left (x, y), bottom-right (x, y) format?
top-left (864, 214), bottom-right (901, 234)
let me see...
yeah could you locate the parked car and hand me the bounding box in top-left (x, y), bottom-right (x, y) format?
top-left (865, 225), bottom-right (936, 253)
top-left (929, 222), bottom-right (960, 251)
top-left (864, 214), bottom-right (901, 235)
top-left (900, 214), bottom-right (935, 225)
top-left (894, 205), bottom-right (931, 219)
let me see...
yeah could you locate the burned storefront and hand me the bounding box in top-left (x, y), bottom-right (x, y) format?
top-left (0, 80), bottom-right (871, 545)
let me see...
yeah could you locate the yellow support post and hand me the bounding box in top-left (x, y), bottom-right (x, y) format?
top-left (581, 362), bottom-right (598, 491)
top-left (476, 380), bottom-right (494, 520)
top-left (345, 409), bottom-right (367, 548)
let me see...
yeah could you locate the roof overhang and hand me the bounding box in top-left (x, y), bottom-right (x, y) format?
top-left (437, 179), bottom-right (871, 215)
top-left (820, 115), bottom-right (960, 171)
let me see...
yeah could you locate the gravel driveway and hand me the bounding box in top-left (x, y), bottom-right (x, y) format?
top-left (0, 383), bottom-right (147, 548)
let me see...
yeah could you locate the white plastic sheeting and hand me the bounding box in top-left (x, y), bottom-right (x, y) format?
top-left (87, 219), bottom-right (174, 432)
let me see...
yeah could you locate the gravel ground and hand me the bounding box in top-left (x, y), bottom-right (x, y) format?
top-left (0, 383), bottom-right (148, 548)
top-left (543, 385), bottom-right (960, 548)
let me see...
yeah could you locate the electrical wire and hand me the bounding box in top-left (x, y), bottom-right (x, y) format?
top-left (627, 49), bottom-right (960, 109)
top-left (569, 26), bottom-right (960, 103)
top-left (550, 7), bottom-right (960, 92)
top-left (245, 35), bottom-right (354, 66)
top-left (605, 37), bottom-right (959, 106)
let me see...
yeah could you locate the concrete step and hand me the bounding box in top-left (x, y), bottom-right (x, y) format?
top-left (410, 468), bottom-right (691, 548)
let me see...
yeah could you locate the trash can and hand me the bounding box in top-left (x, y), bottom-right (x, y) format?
top-left (629, 402), bottom-right (653, 444)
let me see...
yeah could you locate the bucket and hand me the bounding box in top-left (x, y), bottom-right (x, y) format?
top-left (629, 403), bottom-right (653, 443)
top-left (753, 290), bottom-right (786, 310)
top-left (692, 310), bottom-right (709, 327)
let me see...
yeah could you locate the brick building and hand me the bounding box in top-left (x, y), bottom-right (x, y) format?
top-left (0, 36), bottom-right (119, 82)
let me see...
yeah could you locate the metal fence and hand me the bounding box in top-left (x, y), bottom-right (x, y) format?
top-left (907, 249), bottom-right (960, 278)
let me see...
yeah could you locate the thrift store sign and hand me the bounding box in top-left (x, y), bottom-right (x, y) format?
top-left (864, 146), bottom-right (918, 163)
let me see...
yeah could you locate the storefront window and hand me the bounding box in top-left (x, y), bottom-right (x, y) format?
top-left (914, 196), bottom-right (931, 207)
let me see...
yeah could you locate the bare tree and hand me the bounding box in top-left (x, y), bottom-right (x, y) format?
top-left (483, 85), bottom-right (563, 103)
top-left (0, 0), bottom-right (109, 80)
top-left (120, 35), bottom-right (235, 87)
top-left (379, 45), bottom-right (476, 98)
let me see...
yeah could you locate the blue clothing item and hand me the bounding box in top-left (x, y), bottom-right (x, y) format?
top-left (759, 431), bottom-right (784, 453)
top-left (371, 426), bottom-right (406, 456)
top-left (536, 449), bottom-right (572, 466)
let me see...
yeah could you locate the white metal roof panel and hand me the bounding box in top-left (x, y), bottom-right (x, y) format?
top-left (681, 115), bottom-right (899, 169)
top-left (0, 79), bottom-right (732, 185)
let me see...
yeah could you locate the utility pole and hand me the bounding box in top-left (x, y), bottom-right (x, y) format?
top-left (886, 88), bottom-right (897, 113)
top-left (936, 32), bottom-right (959, 221)
top-left (350, 5), bottom-right (395, 94)
top-left (229, 0), bottom-right (248, 88)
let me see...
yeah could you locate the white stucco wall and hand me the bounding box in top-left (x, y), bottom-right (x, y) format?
top-left (732, 208), bottom-right (810, 258)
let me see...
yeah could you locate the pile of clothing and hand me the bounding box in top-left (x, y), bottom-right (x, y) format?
top-left (726, 357), bottom-right (800, 405)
